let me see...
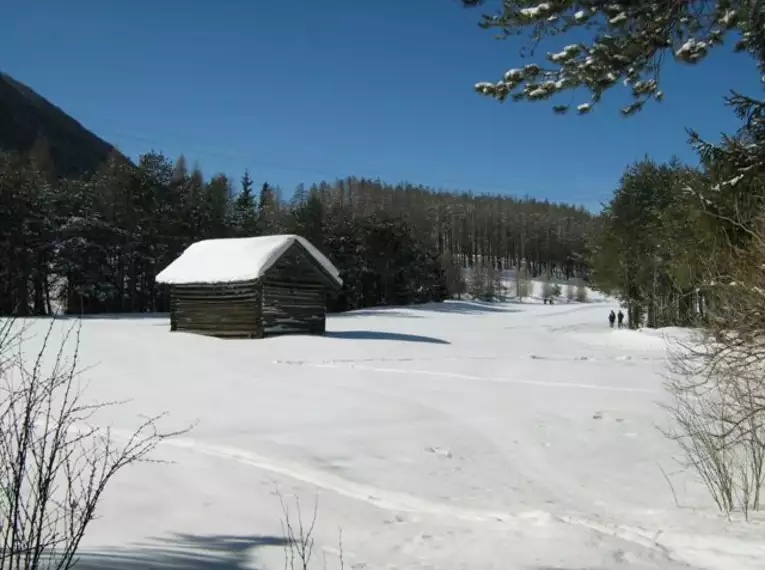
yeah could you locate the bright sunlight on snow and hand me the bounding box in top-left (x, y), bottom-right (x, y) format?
top-left (9, 292), bottom-right (765, 570)
top-left (155, 234), bottom-right (342, 286)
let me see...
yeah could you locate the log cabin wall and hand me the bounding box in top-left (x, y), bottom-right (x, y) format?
top-left (170, 280), bottom-right (264, 338)
top-left (261, 242), bottom-right (332, 335)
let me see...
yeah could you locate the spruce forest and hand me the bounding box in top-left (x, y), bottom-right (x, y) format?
top-left (0, 142), bottom-right (592, 316)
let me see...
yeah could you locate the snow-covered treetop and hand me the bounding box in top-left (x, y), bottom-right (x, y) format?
top-left (155, 235), bottom-right (342, 286)
top-left (464, 0), bottom-right (762, 116)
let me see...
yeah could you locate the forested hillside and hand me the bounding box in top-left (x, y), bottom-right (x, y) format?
top-left (0, 145), bottom-right (593, 316)
top-left (0, 73), bottom-right (118, 177)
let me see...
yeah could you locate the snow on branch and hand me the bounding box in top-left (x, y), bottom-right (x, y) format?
top-left (467, 0), bottom-right (758, 116)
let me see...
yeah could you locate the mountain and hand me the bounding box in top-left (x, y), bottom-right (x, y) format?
top-left (0, 72), bottom-right (122, 177)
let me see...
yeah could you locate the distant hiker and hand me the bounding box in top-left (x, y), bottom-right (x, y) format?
top-left (608, 310), bottom-right (616, 328)
top-left (617, 310), bottom-right (625, 328)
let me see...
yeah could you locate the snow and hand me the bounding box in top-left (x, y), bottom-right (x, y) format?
top-left (719, 9), bottom-right (737, 27)
top-left (675, 38), bottom-right (708, 61)
top-left (519, 3), bottom-right (550, 18)
top-left (609, 12), bottom-right (628, 25)
top-left (503, 68), bottom-right (523, 81)
top-left (548, 45), bottom-right (580, 63)
top-left (155, 234), bottom-right (342, 286)
top-left (7, 292), bottom-right (765, 570)
top-left (528, 87), bottom-right (549, 98)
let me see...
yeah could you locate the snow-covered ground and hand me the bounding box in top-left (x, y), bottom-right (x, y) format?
top-left (8, 296), bottom-right (765, 570)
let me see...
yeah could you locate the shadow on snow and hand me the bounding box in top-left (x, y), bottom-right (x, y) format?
top-left (333, 300), bottom-right (520, 318)
top-left (411, 300), bottom-right (521, 314)
top-left (58, 312), bottom-right (171, 320)
top-left (325, 330), bottom-right (450, 344)
top-left (73, 533), bottom-right (292, 570)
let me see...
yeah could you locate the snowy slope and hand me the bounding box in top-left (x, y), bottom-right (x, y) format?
top-left (7, 300), bottom-right (765, 570)
top-left (461, 266), bottom-right (610, 304)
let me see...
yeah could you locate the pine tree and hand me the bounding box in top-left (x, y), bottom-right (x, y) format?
top-left (204, 174), bottom-right (232, 239)
top-left (171, 154), bottom-right (188, 184)
top-left (29, 135), bottom-right (56, 183)
top-left (231, 170), bottom-right (258, 237)
top-left (289, 187), bottom-right (324, 246)
top-left (258, 181), bottom-right (277, 234)
top-left (463, 0), bottom-right (762, 116)
top-left (0, 145), bottom-right (594, 316)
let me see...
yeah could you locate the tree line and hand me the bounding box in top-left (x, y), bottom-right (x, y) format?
top-left (585, 93), bottom-right (765, 513)
top-left (0, 141), bottom-right (593, 316)
top-left (588, 92), bottom-right (765, 330)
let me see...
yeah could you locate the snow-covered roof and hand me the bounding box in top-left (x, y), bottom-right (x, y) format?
top-left (155, 234), bottom-right (342, 286)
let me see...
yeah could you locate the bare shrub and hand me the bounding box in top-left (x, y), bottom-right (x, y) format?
top-left (0, 317), bottom-right (185, 569)
top-left (663, 333), bottom-right (765, 517)
top-left (279, 492), bottom-right (318, 570)
top-left (278, 491), bottom-right (345, 570)
top-left (661, 214), bottom-right (765, 518)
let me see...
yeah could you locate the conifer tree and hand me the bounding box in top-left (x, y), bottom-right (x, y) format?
top-left (463, 0), bottom-right (763, 116)
top-left (0, 151), bottom-right (593, 316)
top-left (258, 181), bottom-right (277, 234)
top-left (231, 170), bottom-right (258, 237)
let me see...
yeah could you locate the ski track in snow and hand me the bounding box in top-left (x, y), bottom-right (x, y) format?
top-left (108, 428), bottom-right (523, 524)
top-left (36, 296), bottom-right (763, 570)
top-left (100, 428), bottom-right (713, 569)
top-left (274, 360), bottom-right (661, 395)
top-left (273, 355), bottom-right (501, 365)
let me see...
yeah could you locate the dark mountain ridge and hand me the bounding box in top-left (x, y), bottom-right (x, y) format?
top-left (0, 72), bottom-right (123, 177)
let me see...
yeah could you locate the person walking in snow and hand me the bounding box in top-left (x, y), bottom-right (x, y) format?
top-left (608, 310), bottom-right (616, 328)
top-left (617, 310), bottom-right (624, 329)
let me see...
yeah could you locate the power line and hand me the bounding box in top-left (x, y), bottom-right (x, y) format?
top-left (85, 116), bottom-right (592, 200)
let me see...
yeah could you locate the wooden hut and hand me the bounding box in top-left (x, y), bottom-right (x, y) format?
top-left (155, 235), bottom-right (342, 338)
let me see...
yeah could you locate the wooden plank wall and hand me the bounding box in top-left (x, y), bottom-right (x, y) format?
top-left (171, 281), bottom-right (264, 338)
top-left (262, 243), bottom-right (328, 335)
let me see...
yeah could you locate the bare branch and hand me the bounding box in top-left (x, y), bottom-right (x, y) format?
top-left (0, 318), bottom-right (190, 569)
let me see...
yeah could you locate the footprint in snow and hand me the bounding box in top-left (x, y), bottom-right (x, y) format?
top-left (592, 411), bottom-right (626, 422)
top-left (425, 446), bottom-right (453, 459)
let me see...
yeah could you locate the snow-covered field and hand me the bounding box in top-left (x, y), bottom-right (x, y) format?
top-left (9, 295), bottom-right (765, 570)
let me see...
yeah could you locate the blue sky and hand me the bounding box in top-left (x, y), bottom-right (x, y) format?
top-left (1, 0), bottom-right (760, 211)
